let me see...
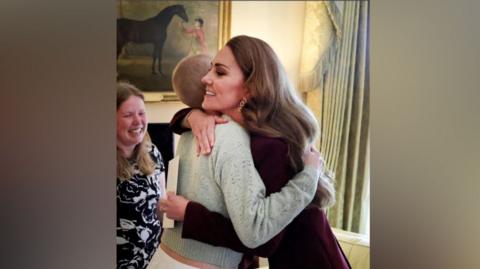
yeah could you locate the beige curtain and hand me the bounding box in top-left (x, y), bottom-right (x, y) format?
top-left (299, 1), bottom-right (370, 233)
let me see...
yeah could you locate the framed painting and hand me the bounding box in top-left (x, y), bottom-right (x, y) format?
top-left (116, 0), bottom-right (231, 101)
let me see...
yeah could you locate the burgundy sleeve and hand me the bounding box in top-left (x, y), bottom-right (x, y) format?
top-left (182, 201), bottom-right (282, 257)
top-left (169, 108), bottom-right (193, 135)
top-left (181, 137), bottom-right (293, 257)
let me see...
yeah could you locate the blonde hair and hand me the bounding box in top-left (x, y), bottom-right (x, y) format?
top-left (116, 81), bottom-right (155, 181)
top-left (226, 35), bottom-right (335, 208)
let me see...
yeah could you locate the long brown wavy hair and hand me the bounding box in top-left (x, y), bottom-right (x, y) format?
top-left (226, 35), bottom-right (335, 208)
top-left (116, 81), bottom-right (155, 181)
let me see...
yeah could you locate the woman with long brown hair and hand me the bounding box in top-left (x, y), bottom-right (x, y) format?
top-left (161, 36), bottom-right (349, 268)
top-left (146, 43), bottom-right (323, 268)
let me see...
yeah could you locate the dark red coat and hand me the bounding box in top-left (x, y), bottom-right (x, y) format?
top-left (170, 109), bottom-right (351, 269)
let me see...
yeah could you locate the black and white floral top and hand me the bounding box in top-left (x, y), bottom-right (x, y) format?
top-left (117, 143), bottom-right (165, 269)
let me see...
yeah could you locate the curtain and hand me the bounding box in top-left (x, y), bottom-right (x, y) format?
top-left (299, 1), bottom-right (370, 233)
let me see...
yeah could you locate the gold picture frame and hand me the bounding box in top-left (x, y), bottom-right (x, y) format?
top-left (116, 1), bottom-right (231, 102)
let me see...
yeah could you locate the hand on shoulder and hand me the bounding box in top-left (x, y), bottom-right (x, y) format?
top-left (187, 109), bottom-right (228, 156)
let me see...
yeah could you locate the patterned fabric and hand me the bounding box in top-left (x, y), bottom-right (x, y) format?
top-left (117, 143), bottom-right (165, 269)
top-left (299, 1), bottom-right (341, 93)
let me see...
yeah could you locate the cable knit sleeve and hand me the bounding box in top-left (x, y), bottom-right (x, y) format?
top-left (211, 122), bottom-right (320, 248)
top-left (181, 137), bottom-right (292, 257)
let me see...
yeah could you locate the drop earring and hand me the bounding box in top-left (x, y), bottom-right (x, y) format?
top-left (238, 97), bottom-right (247, 112)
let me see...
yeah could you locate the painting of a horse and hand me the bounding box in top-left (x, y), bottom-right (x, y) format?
top-left (117, 5), bottom-right (189, 75)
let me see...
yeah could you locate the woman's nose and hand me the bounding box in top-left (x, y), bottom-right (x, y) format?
top-left (201, 73), bottom-right (211, 85)
top-left (133, 114), bottom-right (141, 124)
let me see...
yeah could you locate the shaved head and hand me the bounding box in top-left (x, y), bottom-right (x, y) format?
top-left (172, 54), bottom-right (212, 108)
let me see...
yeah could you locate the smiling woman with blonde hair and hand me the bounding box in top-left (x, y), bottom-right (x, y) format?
top-left (117, 82), bottom-right (155, 179)
top-left (116, 81), bottom-right (166, 269)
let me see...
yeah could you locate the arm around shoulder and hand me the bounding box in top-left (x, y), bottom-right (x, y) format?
top-left (213, 127), bottom-right (320, 248)
top-left (169, 108), bottom-right (193, 134)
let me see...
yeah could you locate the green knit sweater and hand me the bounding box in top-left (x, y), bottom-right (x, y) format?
top-left (161, 119), bottom-right (319, 268)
